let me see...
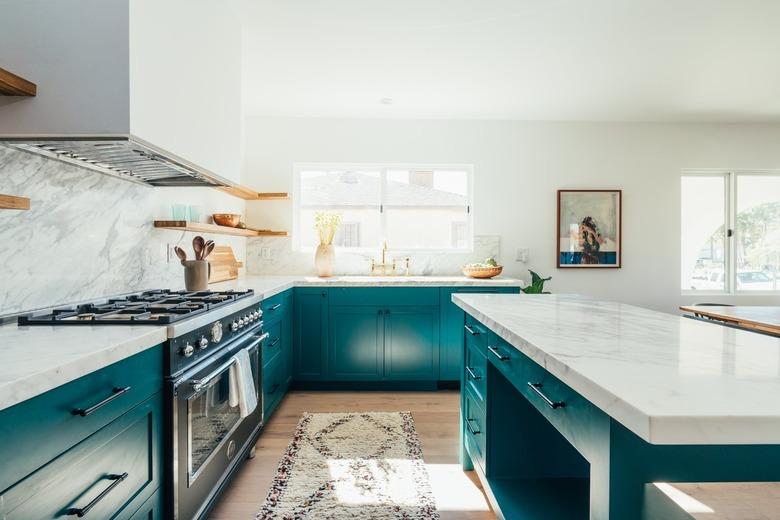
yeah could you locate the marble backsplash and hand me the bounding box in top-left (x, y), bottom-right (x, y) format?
top-left (246, 235), bottom-right (501, 276)
top-left (0, 145), bottom-right (245, 317)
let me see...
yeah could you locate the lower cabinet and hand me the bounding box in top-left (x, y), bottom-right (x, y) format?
top-left (293, 288), bottom-right (329, 380)
top-left (383, 306), bottom-right (439, 380)
top-left (129, 489), bottom-right (163, 520)
top-left (328, 304), bottom-right (439, 382)
top-left (0, 393), bottom-right (163, 520)
top-left (262, 289), bottom-right (294, 419)
top-left (439, 287), bottom-right (520, 380)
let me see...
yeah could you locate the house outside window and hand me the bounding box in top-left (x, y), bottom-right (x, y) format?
top-left (293, 164), bottom-right (473, 252)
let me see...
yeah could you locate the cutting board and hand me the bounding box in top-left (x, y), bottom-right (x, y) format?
top-left (208, 246), bottom-right (244, 283)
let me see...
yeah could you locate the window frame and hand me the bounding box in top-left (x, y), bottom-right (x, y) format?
top-left (681, 169), bottom-right (780, 295)
top-left (292, 163), bottom-right (474, 253)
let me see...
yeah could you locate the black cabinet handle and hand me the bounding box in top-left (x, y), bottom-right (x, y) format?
top-left (464, 324), bottom-right (480, 335)
top-left (465, 418), bottom-right (481, 435)
top-left (268, 337), bottom-right (280, 348)
top-left (268, 383), bottom-right (280, 395)
top-left (72, 387), bottom-right (131, 417)
top-left (67, 472), bottom-right (128, 517)
top-left (487, 346), bottom-right (510, 361)
top-left (269, 304), bottom-right (281, 311)
top-left (465, 366), bottom-right (481, 381)
top-left (527, 382), bottom-right (566, 409)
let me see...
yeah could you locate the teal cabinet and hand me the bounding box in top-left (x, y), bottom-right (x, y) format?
top-left (0, 393), bottom-right (163, 519)
top-left (293, 288), bottom-right (329, 380)
top-left (383, 306), bottom-right (439, 380)
top-left (262, 289), bottom-right (294, 419)
top-left (329, 306), bottom-right (384, 380)
top-left (129, 489), bottom-right (163, 519)
top-left (439, 287), bottom-right (519, 380)
top-left (0, 345), bottom-right (163, 492)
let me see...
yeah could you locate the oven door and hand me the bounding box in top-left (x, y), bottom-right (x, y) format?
top-left (172, 330), bottom-right (265, 520)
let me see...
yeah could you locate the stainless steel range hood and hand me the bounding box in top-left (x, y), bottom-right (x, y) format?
top-left (1, 136), bottom-right (231, 188)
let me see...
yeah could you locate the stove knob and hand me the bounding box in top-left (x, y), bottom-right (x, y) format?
top-left (246, 314), bottom-right (253, 322)
top-left (238, 317), bottom-right (245, 327)
top-left (198, 336), bottom-right (209, 349)
top-left (253, 311), bottom-right (260, 319)
top-left (257, 308), bottom-right (263, 318)
top-left (231, 320), bottom-right (239, 331)
top-left (181, 343), bottom-right (194, 357)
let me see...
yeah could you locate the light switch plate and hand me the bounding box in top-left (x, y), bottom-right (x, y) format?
top-left (516, 247), bottom-right (529, 263)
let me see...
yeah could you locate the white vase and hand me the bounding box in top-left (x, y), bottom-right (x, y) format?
top-left (315, 244), bottom-right (335, 277)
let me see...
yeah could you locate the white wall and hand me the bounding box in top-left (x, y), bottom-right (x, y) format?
top-left (243, 117), bottom-right (780, 312)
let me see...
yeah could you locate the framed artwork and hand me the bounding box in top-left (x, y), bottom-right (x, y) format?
top-left (557, 189), bottom-right (622, 268)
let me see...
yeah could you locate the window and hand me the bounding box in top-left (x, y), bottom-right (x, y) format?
top-left (681, 171), bottom-right (780, 293)
top-left (294, 164), bottom-right (473, 251)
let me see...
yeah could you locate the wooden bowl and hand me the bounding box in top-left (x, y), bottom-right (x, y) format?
top-left (212, 213), bottom-right (241, 227)
top-left (462, 265), bottom-right (503, 279)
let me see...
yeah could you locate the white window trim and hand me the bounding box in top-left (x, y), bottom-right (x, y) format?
top-left (292, 162), bottom-right (475, 253)
top-left (681, 168), bottom-right (780, 296)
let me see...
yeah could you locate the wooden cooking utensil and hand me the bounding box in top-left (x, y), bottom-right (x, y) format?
top-left (202, 241), bottom-right (215, 260)
top-left (174, 246), bottom-right (187, 264)
top-left (192, 236), bottom-right (205, 260)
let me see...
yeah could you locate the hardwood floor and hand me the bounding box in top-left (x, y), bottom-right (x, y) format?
top-left (208, 390), bottom-right (494, 519)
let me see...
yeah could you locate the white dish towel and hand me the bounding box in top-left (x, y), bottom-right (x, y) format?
top-left (228, 348), bottom-right (258, 418)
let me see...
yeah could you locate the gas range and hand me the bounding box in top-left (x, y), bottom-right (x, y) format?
top-left (18, 289), bottom-right (256, 325)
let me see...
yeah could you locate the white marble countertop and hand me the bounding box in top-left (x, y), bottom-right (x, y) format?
top-left (0, 324), bottom-right (167, 412)
top-left (453, 293), bottom-right (780, 445)
top-left (0, 275), bottom-right (521, 412)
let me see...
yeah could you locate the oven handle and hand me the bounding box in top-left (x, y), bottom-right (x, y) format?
top-left (188, 332), bottom-right (268, 393)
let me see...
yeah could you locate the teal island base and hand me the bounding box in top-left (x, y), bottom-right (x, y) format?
top-left (460, 316), bottom-right (780, 520)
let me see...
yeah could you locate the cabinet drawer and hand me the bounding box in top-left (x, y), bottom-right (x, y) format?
top-left (463, 387), bottom-right (486, 471)
top-left (485, 333), bottom-right (606, 451)
top-left (263, 353), bottom-right (285, 418)
top-left (128, 488), bottom-right (162, 520)
top-left (1, 393), bottom-right (162, 519)
top-left (329, 287), bottom-right (438, 307)
top-left (261, 291), bottom-right (289, 325)
top-left (0, 345), bottom-right (162, 492)
top-left (262, 319), bottom-right (282, 368)
top-left (464, 315), bottom-right (488, 355)
top-left (464, 341), bottom-right (487, 404)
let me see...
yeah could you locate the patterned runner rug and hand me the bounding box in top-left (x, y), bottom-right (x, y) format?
top-left (257, 412), bottom-right (439, 519)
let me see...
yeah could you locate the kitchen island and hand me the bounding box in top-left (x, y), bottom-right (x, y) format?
top-left (454, 293), bottom-right (780, 519)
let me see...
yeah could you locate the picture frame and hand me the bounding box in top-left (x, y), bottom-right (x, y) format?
top-left (557, 189), bottom-right (622, 268)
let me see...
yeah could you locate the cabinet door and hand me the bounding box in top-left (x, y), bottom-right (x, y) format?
top-left (439, 287), bottom-right (519, 380)
top-left (282, 290), bottom-right (294, 386)
top-left (293, 288), bottom-right (329, 380)
top-left (384, 306), bottom-right (439, 381)
top-left (329, 306), bottom-right (384, 381)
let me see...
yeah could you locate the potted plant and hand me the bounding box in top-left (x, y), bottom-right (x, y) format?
top-left (522, 270), bottom-right (551, 294)
top-left (313, 211), bottom-right (342, 277)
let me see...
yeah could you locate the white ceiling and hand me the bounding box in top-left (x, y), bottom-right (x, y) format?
top-left (241, 0), bottom-right (780, 122)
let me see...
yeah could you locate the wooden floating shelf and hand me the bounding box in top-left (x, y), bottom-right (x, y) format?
top-left (0, 194), bottom-right (30, 210)
top-left (154, 220), bottom-right (289, 237)
top-left (216, 185), bottom-right (289, 201)
top-left (0, 67), bottom-right (36, 96)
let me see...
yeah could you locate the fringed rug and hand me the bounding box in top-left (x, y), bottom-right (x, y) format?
top-left (257, 412), bottom-right (439, 519)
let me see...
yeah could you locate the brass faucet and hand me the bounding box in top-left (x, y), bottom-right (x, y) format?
top-left (370, 241), bottom-right (410, 276)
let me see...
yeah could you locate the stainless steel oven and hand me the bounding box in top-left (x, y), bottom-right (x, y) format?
top-left (169, 322), bottom-right (266, 520)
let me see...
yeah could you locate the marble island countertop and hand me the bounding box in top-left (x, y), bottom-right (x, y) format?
top-left (453, 293), bottom-right (780, 446)
top-left (0, 275), bottom-right (522, 412)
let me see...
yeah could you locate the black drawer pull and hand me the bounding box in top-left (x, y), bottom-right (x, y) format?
top-left (67, 472), bottom-right (128, 517)
top-left (465, 418), bottom-right (481, 435)
top-left (268, 303), bottom-right (282, 311)
top-left (267, 337), bottom-right (280, 348)
top-left (464, 324), bottom-right (480, 335)
top-left (465, 366), bottom-right (481, 381)
top-left (527, 382), bottom-right (565, 409)
top-left (487, 346), bottom-right (510, 361)
top-left (72, 387), bottom-right (131, 417)
top-left (268, 383), bottom-right (280, 395)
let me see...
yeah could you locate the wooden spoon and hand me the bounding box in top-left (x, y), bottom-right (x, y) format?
top-left (174, 246), bottom-right (187, 264)
top-left (192, 236), bottom-right (205, 261)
